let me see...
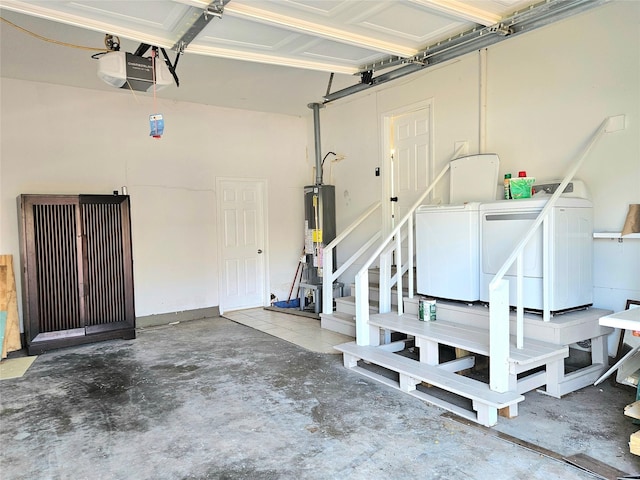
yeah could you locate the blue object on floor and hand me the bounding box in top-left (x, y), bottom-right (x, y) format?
top-left (0, 311), bottom-right (6, 353)
top-left (273, 298), bottom-right (300, 309)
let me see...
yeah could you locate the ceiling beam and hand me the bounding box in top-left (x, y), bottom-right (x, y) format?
top-left (185, 43), bottom-right (360, 75)
top-left (223, 2), bottom-right (418, 58)
top-left (409, 0), bottom-right (502, 26)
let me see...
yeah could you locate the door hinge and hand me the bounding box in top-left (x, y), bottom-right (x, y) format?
top-left (390, 197), bottom-right (398, 202)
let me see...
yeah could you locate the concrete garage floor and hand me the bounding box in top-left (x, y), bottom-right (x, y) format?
top-left (1, 314), bottom-right (639, 480)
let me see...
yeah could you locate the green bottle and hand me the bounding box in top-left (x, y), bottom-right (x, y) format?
top-left (504, 173), bottom-right (512, 199)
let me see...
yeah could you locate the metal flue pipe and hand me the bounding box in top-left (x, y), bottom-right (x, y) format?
top-left (308, 102), bottom-right (324, 185)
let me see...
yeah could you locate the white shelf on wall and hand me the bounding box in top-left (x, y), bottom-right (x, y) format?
top-left (593, 232), bottom-right (640, 240)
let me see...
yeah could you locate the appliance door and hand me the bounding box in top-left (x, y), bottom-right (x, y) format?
top-left (416, 204), bottom-right (480, 302)
top-left (481, 209), bottom-right (543, 279)
top-left (480, 207), bottom-right (544, 308)
top-left (480, 202), bottom-right (593, 311)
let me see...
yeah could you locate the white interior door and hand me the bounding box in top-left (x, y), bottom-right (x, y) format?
top-left (391, 105), bottom-right (433, 224)
top-left (217, 178), bottom-right (267, 312)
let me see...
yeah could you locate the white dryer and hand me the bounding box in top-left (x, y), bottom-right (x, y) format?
top-left (479, 195), bottom-right (593, 311)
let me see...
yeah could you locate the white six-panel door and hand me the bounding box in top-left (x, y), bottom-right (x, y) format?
top-left (217, 178), bottom-right (267, 312)
top-left (390, 105), bottom-right (433, 225)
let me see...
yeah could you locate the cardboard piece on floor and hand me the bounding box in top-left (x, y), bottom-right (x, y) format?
top-left (0, 255), bottom-right (22, 358)
top-left (0, 356), bottom-right (37, 380)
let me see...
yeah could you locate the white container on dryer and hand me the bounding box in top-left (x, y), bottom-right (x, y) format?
top-left (479, 196), bottom-right (593, 312)
top-left (416, 202), bottom-right (481, 302)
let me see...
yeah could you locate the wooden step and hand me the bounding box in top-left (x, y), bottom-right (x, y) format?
top-left (335, 296), bottom-right (378, 316)
top-left (370, 312), bottom-right (568, 368)
top-left (369, 312), bottom-right (569, 395)
top-left (350, 283), bottom-right (413, 307)
top-left (335, 341), bottom-right (524, 427)
top-left (320, 312), bottom-right (355, 337)
top-left (367, 267), bottom-right (414, 286)
top-left (402, 297), bottom-right (613, 346)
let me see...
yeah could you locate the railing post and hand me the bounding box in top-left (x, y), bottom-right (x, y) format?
top-left (322, 247), bottom-right (333, 314)
top-left (355, 270), bottom-right (374, 346)
top-left (542, 218), bottom-right (551, 322)
top-left (395, 232), bottom-right (403, 315)
top-left (516, 253), bottom-right (523, 349)
top-left (407, 215), bottom-right (414, 299)
top-left (379, 251), bottom-right (392, 314)
top-left (489, 279), bottom-right (510, 393)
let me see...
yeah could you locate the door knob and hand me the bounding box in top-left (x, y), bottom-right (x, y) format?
top-left (258, 249), bottom-right (263, 254)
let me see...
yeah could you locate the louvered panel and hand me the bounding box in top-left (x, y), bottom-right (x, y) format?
top-left (19, 194), bottom-right (135, 354)
top-left (82, 201), bottom-right (126, 326)
top-left (32, 203), bottom-right (81, 332)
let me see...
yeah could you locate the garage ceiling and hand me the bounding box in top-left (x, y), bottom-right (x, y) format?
top-left (0, 0), bottom-right (605, 115)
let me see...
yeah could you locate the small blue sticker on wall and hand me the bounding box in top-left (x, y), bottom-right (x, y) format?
top-left (150, 114), bottom-right (164, 138)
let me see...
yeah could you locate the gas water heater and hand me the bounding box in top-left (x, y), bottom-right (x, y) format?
top-left (303, 103), bottom-right (337, 286)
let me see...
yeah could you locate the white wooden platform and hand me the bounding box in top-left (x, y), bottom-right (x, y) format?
top-left (335, 341), bottom-right (524, 427)
top-left (370, 313), bottom-right (569, 395)
top-left (323, 286), bottom-right (614, 425)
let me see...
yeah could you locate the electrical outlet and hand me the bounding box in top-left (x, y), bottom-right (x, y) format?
top-left (605, 115), bottom-right (626, 132)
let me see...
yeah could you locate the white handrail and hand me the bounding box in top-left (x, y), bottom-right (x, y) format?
top-left (488, 116), bottom-right (621, 392)
top-left (321, 201), bottom-right (381, 314)
top-left (355, 162), bottom-right (452, 281)
top-left (354, 143), bottom-right (468, 345)
top-left (327, 201), bottom-right (382, 251)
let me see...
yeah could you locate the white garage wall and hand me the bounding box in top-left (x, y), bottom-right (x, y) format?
top-left (318, 1), bottom-right (640, 311)
top-left (1, 2), bottom-right (637, 333)
top-left (0, 79), bottom-right (311, 323)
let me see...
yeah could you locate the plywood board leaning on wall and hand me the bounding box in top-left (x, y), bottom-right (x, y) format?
top-left (625, 401), bottom-right (640, 456)
top-left (0, 255), bottom-right (22, 358)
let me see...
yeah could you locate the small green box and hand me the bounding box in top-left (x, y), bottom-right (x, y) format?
top-left (509, 177), bottom-right (536, 199)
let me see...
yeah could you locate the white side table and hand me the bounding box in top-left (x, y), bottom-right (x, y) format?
top-left (595, 307), bottom-right (640, 386)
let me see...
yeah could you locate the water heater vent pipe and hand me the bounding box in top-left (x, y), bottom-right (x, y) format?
top-left (308, 102), bottom-right (324, 185)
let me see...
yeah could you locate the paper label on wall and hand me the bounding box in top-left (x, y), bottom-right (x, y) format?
top-left (317, 246), bottom-right (323, 273)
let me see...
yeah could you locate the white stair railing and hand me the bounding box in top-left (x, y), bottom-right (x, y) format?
top-left (354, 144), bottom-right (467, 346)
top-left (378, 228), bottom-right (410, 315)
top-left (488, 116), bottom-right (625, 393)
top-left (322, 201), bottom-right (382, 314)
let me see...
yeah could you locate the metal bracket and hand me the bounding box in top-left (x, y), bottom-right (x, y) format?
top-left (205, 0), bottom-right (225, 20)
top-left (361, 70), bottom-right (374, 85)
top-left (487, 23), bottom-right (513, 36)
top-left (160, 47), bottom-right (181, 87)
top-left (130, 44), bottom-right (181, 88)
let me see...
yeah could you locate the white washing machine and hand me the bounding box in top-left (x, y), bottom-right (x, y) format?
top-left (416, 154), bottom-right (499, 302)
top-left (416, 202), bottom-right (482, 302)
top-left (479, 195), bottom-right (593, 311)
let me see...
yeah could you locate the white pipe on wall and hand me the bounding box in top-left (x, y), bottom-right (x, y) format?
top-left (479, 48), bottom-right (488, 153)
